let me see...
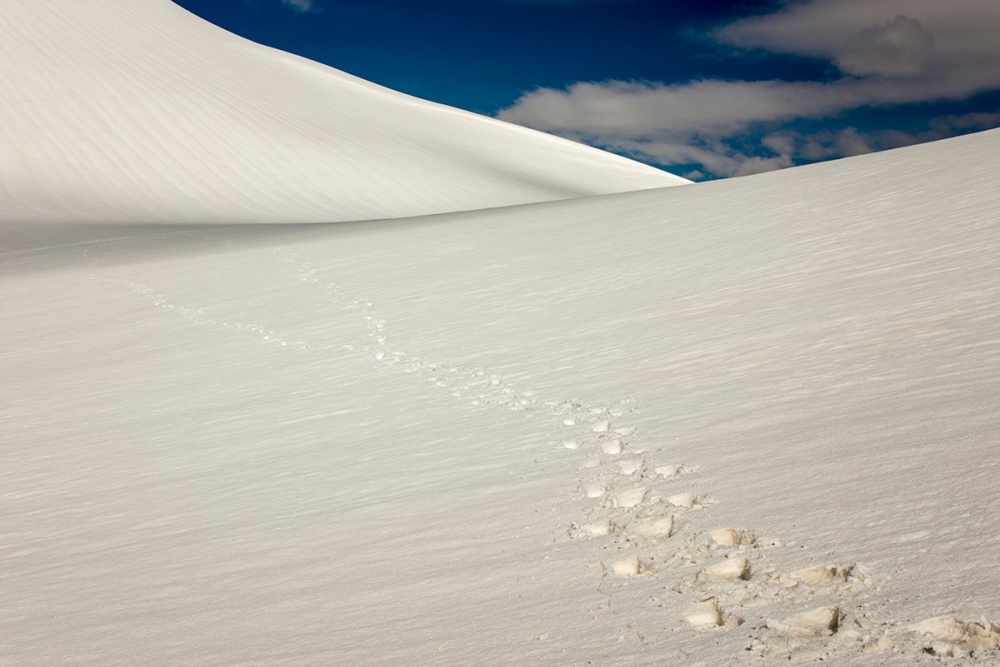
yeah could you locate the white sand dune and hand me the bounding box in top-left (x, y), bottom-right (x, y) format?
top-left (0, 0), bottom-right (682, 225)
top-left (4, 129), bottom-right (999, 664)
top-left (2, 0), bottom-right (999, 664)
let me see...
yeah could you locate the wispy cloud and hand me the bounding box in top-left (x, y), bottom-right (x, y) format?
top-left (498, 0), bottom-right (1000, 178)
top-left (280, 0), bottom-right (317, 13)
top-left (765, 112), bottom-right (1000, 163)
top-left (716, 0), bottom-right (1000, 77)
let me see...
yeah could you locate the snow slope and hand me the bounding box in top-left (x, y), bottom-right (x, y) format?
top-left (3, 129), bottom-right (999, 665)
top-left (0, 0), bottom-right (683, 225)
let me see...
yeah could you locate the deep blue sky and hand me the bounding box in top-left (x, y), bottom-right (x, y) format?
top-left (173, 0), bottom-right (1000, 180)
top-left (174, 0), bottom-right (786, 114)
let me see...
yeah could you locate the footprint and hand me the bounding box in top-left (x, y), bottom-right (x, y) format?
top-left (582, 519), bottom-right (615, 537)
top-left (612, 487), bottom-right (647, 509)
top-left (655, 464), bottom-right (698, 479)
top-left (684, 598), bottom-right (724, 627)
top-left (611, 555), bottom-right (643, 577)
top-left (788, 564), bottom-right (854, 587)
top-left (709, 528), bottom-right (757, 548)
top-left (774, 606), bottom-right (841, 639)
top-left (632, 515), bottom-right (675, 538)
top-left (909, 616), bottom-right (1000, 653)
top-left (601, 439), bottom-right (624, 455)
top-left (703, 557), bottom-right (750, 582)
top-left (615, 459), bottom-right (643, 475)
top-left (581, 482), bottom-right (608, 499)
top-left (567, 519), bottom-right (616, 540)
top-left (591, 420), bottom-right (611, 433)
top-left (667, 492), bottom-right (712, 509)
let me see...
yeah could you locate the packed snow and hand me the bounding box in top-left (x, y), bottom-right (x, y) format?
top-left (2, 1), bottom-right (1000, 665)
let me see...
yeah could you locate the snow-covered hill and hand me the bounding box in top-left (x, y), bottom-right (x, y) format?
top-left (0, 0), bottom-right (682, 225)
top-left (4, 129), bottom-right (999, 664)
top-left (2, 0), bottom-right (1000, 664)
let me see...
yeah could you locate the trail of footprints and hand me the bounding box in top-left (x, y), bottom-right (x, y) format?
top-left (560, 416), bottom-right (885, 659)
top-left (554, 409), bottom-right (881, 659)
top-left (551, 403), bottom-right (999, 661)
top-left (83, 246), bottom-right (1000, 663)
top-left (287, 251), bottom-right (1000, 663)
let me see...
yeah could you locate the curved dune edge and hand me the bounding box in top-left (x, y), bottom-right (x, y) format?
top-left (0, 0), bottom-right (686, 225)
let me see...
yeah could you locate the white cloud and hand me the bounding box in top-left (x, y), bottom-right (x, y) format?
top-left (601, 137), bottom-right (749, 177)
top-left (497, 0), bottom-right (1000, 178)
top-left (930, 111), bottom-right (1000, 132)
top-left (497, 76), bottom-right (977, 138)
top-left (718, 1), bottom-right (1000, 65)
top-left (796, 128), bottom-right (875, 161)
top-left (837, 14), bottom-right (935, 77)
top-left (600, 137), bottom-right (794, 179)
top-left (761, 111), bottom-right (1000, 166)
top-left (717, 0), bottom-right (1000, 89)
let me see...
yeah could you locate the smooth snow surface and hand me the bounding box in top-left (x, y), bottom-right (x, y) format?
top-left (0, 0), bottom-right (683, 225)
top-left (4, 128), bottom-right (1000, 665)
top-left (3, 1), bottom-right (1000, 663)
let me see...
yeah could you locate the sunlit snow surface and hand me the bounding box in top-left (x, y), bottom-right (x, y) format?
top-left (2, 0), bottom-right (1000, 663)
top-left (3, 130), bottom-right (1000, 665)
